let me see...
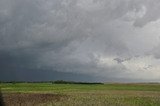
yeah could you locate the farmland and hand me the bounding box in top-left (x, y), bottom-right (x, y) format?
top-left (0, 83), bottom-right (160, 106)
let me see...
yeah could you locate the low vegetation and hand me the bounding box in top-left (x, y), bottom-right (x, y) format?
top-left (0, 82), bottom-right (160, 106)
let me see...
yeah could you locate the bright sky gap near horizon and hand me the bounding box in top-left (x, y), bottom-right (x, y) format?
top-left (0, 0), bottom-right (160, 82)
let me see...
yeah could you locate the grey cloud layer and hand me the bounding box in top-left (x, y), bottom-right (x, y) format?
top-left (0, 0), bottom-right (160, 82)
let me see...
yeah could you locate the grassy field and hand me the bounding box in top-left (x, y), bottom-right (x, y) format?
top-left (0, 83), bottom-right (160, 106)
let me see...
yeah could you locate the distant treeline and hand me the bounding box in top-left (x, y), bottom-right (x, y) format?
top-left (53, 80), bottom-right (103, 84)
top-left (0, 80), bottom-right (104, 84)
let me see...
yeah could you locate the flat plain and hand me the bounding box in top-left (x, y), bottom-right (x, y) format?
top-left (0, 83), bottom-right (160, 106)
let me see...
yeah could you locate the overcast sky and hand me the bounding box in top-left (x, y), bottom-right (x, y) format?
top-left (0, 0), bottom-right (160, 82)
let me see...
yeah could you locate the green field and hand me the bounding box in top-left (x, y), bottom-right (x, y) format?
top-left (0, 83), bottom-right (160, 106)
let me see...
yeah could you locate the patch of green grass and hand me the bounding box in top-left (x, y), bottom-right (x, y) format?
top-left (1, 83), bottom-right (160, 93)
top-left (1, 83), bottom-right (160, 106)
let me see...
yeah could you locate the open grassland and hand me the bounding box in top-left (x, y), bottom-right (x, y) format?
top-left (0, 83), bottom-right (160, 106)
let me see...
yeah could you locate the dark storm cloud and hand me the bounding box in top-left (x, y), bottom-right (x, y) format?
top-left (0, 0), bottom-right (160, 82)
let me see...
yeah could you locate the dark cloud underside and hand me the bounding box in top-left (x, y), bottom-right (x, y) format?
top-left (0, 0), bottom-right (160, 82)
